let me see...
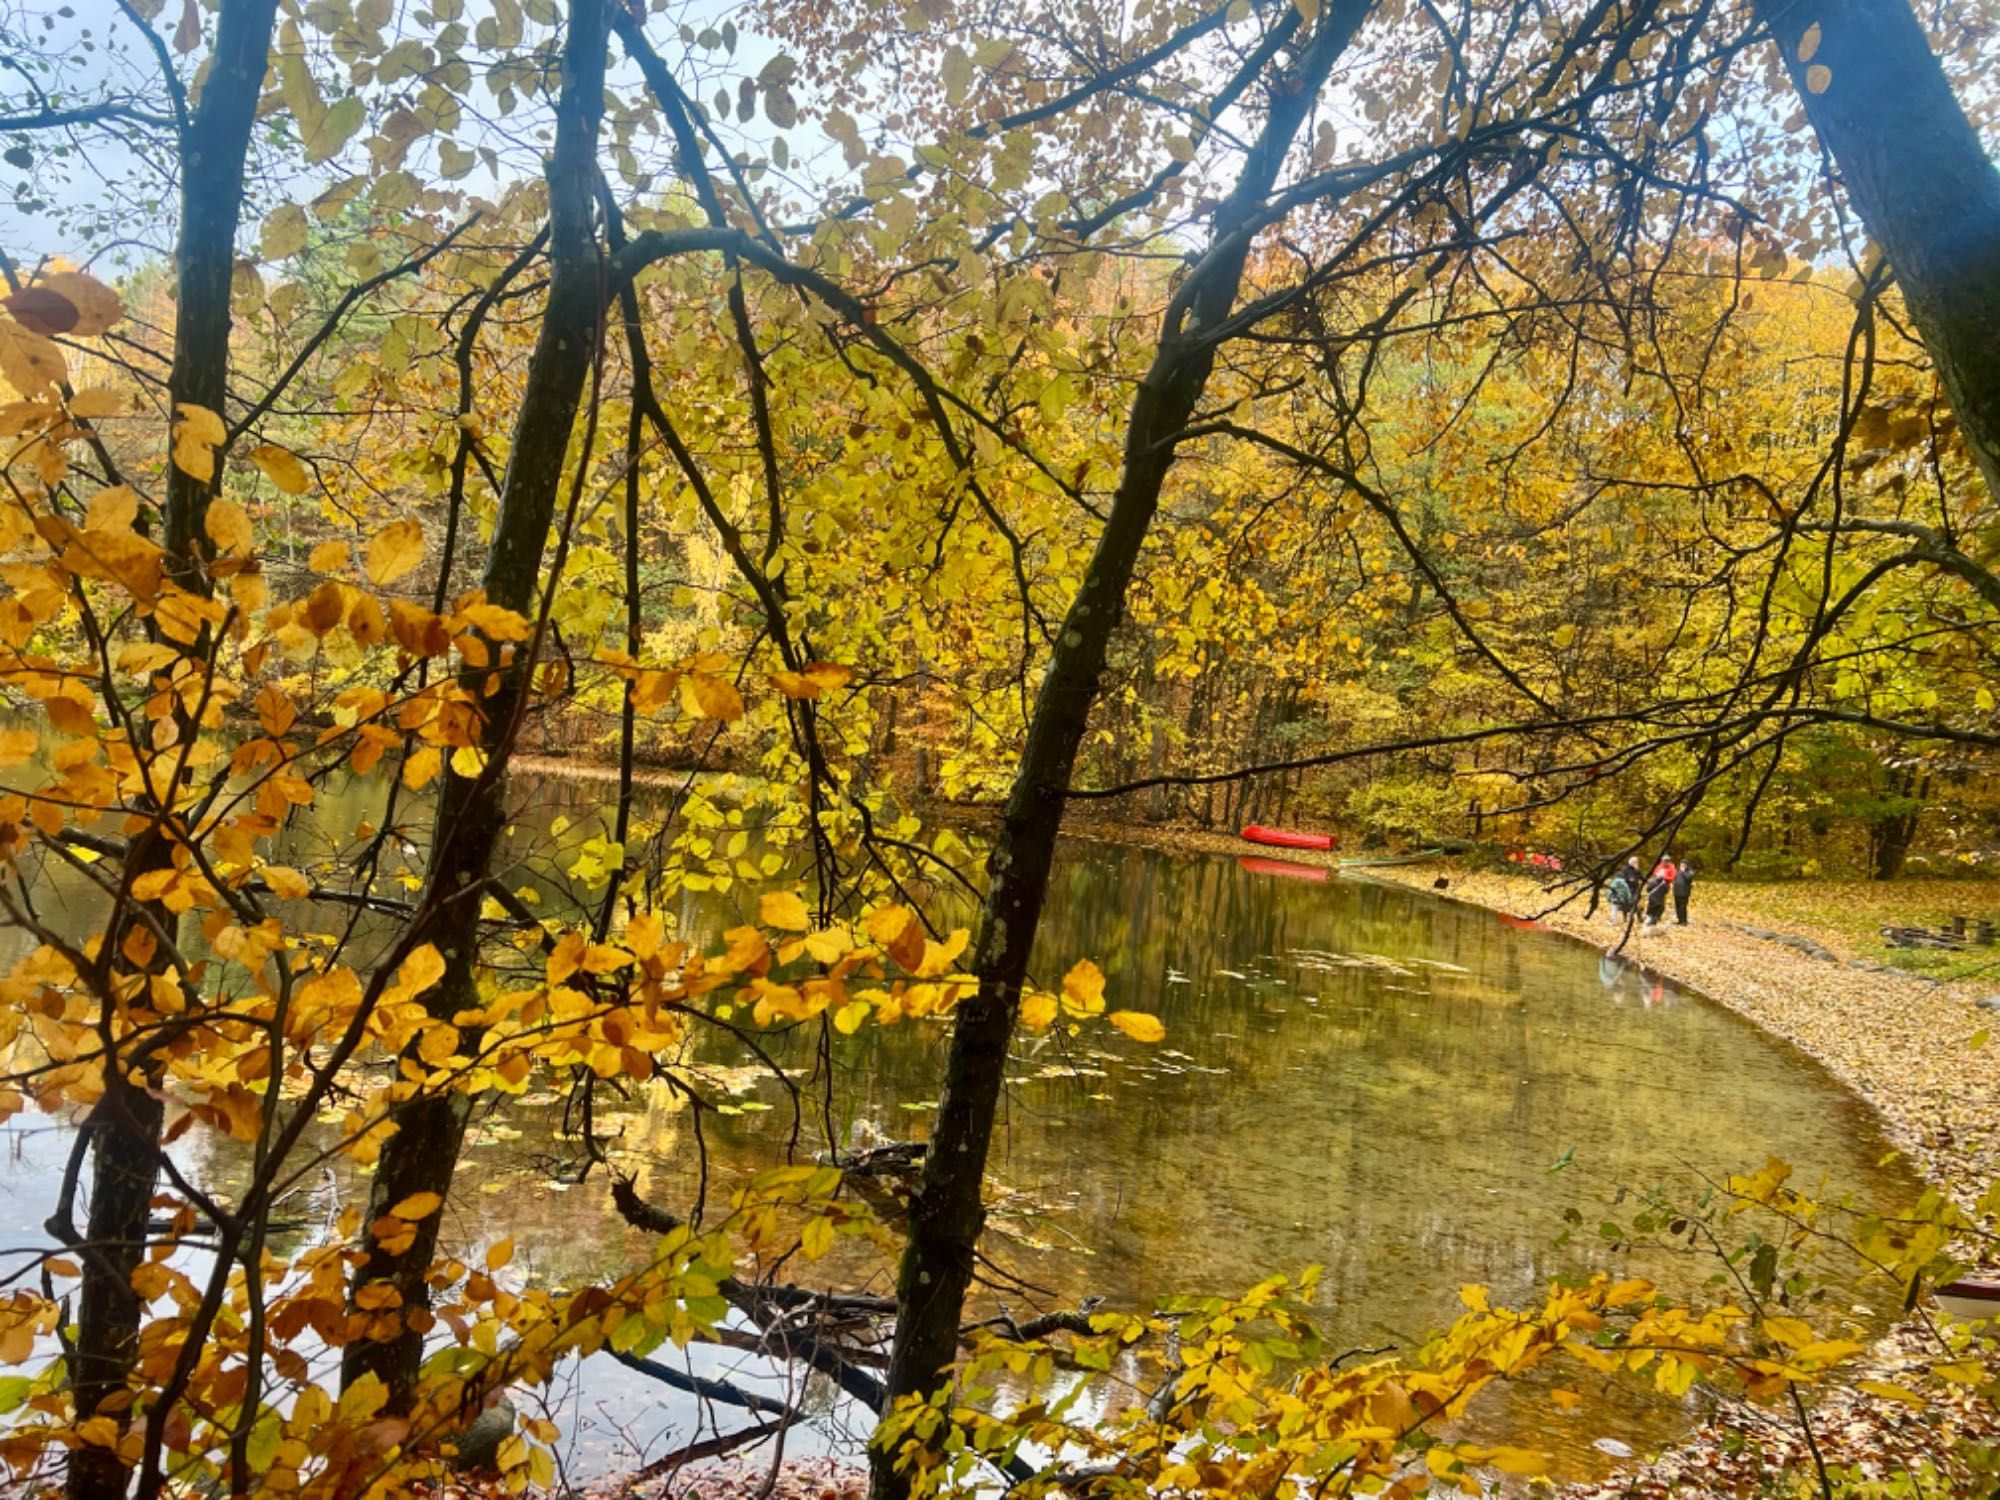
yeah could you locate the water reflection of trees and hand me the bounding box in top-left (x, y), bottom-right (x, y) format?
top-left (155, 827), bottom-right (1915, 1475)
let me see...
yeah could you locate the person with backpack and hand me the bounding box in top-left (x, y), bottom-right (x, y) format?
top-left (1607, 857), bottom-right (1643, 920)
top-left (1672, 858), bottom-right (1696, 925)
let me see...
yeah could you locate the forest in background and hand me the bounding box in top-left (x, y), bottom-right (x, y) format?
top-left (37, 198), bottom-right (2000, 880)
top-left (1, 0), bottom-right (2000, 1496)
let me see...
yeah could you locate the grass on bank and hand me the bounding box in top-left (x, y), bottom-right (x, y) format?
top-left (1628, 877), bottom-right (2000, 984)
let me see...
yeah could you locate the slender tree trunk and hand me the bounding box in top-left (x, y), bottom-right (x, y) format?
top-left (68, 4), bottom-right (277, 1495)
top-left (341, 0), bottom-right (608, 1409)
top-left (868, 9), bottom-right (1370, 1495)
top-left (1753, 0), bottom-right (2000, 501)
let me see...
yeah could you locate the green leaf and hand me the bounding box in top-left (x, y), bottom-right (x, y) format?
top-left (305, 97), bottom-right (365, 164)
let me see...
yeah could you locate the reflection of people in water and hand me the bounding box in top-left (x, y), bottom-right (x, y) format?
top-left (1598, 951), bottom-right (1628, 993)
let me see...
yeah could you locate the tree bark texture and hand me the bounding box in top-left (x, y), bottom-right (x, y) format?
top-left (69, 3), bottom-right (278, 1494)
top-left (342, 0), bottom-right (608, 1408)
top-left (1754, 0), bottom-right (2000, 501)
top-left (869, 7), bottom-right (1374, 1495)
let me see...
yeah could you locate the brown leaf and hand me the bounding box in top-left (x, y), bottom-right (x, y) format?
top-left (3, 287), bottom-right (78, 337)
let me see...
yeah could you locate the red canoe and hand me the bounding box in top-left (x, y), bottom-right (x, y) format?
top-left (1238, 855), bottom-right (1330, 882)
top-left (1241, 824), bottom-right (1337, 852)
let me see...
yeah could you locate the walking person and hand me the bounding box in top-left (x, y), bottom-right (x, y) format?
top-left (1672, 858), bottom-right (1696, 925)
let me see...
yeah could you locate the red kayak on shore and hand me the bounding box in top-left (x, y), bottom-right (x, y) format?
top-left (1238, 855), bottom-right (1330, 882)
top-left (1240, 823), bottom-right (1338, 852)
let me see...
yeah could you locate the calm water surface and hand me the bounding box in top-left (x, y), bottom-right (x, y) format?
top-left (0, 772), bottom-right (1919, 1482)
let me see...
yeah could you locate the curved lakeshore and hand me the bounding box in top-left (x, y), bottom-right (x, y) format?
top-left (1360, 863), bottom-right (2000, 1187)
top-left (1065, 826), bottom-right (2000, 1193)
top-left (1054, 827), bottom-right (1999, 1497)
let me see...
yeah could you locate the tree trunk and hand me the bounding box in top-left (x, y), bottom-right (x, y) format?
top-left (868, 9), bottom-right (1370, 1496)
top-left (1872, 809), bottom-right (1919, 880)
top-left (1753, 0), bottom-right (2000, 502)
top-left (341, 0), bottom-right (608, 1409)
top-left (1871, 767), bottom-right (1925, 880)
top-left (68, 4), bottom-right (277, 1495)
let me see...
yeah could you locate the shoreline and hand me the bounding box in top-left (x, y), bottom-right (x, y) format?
top-left (1076, 831), bottom-right (2000, 1495)
top-left (1051, 821), bottom-right (2000, 1192)
top-left (501, 763), bottom-right (1996, 1492)
top-left (509, 757), bottom-right (2000, 1190)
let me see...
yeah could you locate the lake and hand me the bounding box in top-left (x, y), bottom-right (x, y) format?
top-left (0, 770), bottom-right (1919, 1484)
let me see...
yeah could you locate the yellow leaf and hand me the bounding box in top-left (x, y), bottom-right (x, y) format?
top-left (680, 672), bottom-right (743, 722)
top-left (459, 601), bottom-right (532, 640)
top-left (1060, 958), bottom-right (1105, 1017)
top-left (916, 927), bottom-right (971, 978)
top-left (450, 744), bottom-right (487, 779)
top-left (1856, 1378), bottom-right (1926, 1408)
top-left (32, 271), bottom-right (122, 336)
top-left (262, 865), bottom-right (310, 900)
top-left (171, 403), bottom-right (226, 482)
top-left (771, 661), bottom-right (855, 699)
top-left (1763, 1316), bottom-right (1815, 1350)
top-left (760, 889), bottom-right (812, 932)
top-left (866, 904), bottom-right (925, 971)
top-left (85, 485), bottom-right (139, 533)
top-left (74, 1416), bottom-right (121, 1448)
top-left (1020, 991), bottom-right (1058, 1030)
top-left (365, 519), bottom-right (426, 586)
top-left (67, 388), bottom-right (124, 419)
top-left (1487, 1447), bottom-right (1547, 1478)
top-left (260, 203), bottom-right (310, 261)
top-left (338, 1372), bottom-right (388, 1424)
top-left (309, 539), bottom-right (350, 573)
top-left (832, 999), bottom-right (870, 1034)
top-left (770, 670), bottom-right (820, 699)
top-left (390, 1191), bottom-right (443, 1220)
top-left (402, 745), bottom-right (441, 790)
top-left (1107, 1010), bottom-right (1165, 1043)
top-left (391, 944), bottom-right (446, 1002)
top-left (485, 1237), bottom-right (514, 1271)
top-left (204, 497), bottom-right (253, 555)
top-left (800, 1213), bottom-right (835, 1261)
top-left (1552, 622), bottom-right (1577, 648)
top-left (0, 320), bottom-right (68, 396)
top-left (249, 443), bottom-right (310, 495)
